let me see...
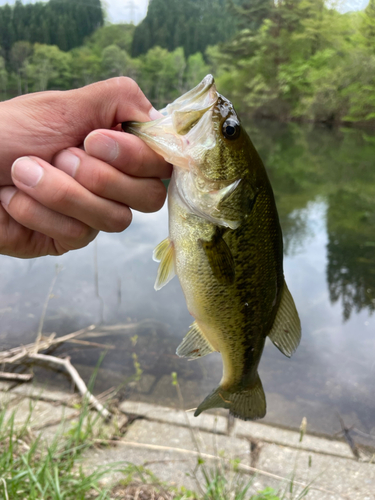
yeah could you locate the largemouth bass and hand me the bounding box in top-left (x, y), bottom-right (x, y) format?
top-left (123, 75), bottom-right (301, 420)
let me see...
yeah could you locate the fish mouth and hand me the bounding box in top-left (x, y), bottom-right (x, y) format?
top-left (123, 75), bottom-right (219, 168)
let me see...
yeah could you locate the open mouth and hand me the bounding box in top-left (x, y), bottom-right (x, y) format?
top-left (123, 75), bottom-right (219, 168)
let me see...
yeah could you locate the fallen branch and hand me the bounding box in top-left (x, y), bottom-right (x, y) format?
top-left (0, 372), bottom-right (33, 382)
top-left (23, 353), bottom-right (111, 420)
top-left (0, 266), bottom-right (113, 421)
top-left (0, 324), bottom-right (112, 420)
top-left (66, 339), bottom-right (115, 349)
top-left (0, 325), bottom-right (96, 363)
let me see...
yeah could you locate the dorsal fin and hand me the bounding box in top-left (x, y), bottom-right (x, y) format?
top-left (268, 279), bottom-right (301, 358)
top-left (176, 321), bottom-right (216, 359)
top-left (152, 237), bottom-right (176, 291)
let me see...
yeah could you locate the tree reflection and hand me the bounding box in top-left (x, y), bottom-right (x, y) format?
top-left (327, 189), bottom-right (375, 320)
top-left (245, 120), bottom-right (375, 319)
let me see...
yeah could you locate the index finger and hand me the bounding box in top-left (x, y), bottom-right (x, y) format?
top-left (84, 129), bottom-right (172, 179)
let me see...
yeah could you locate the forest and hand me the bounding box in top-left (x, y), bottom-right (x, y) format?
top-left (0, 0), bottom-right (375, 126)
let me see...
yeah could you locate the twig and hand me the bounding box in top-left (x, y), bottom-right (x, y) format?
top-left (0, 324), bottom-right (111, 419)
top-left (0, 371), bottom-right (33, 382)
top-left (34, 265), bottom-right (62, 353)
top-left (98, 440), bottom-right (349, 499)
top-left (66, 339), bottom-right (115, 349)
top-left (337, 413), bottom-right (360, 459)
top-left (30, 353), bottom-right (111, 420)
top-left (0, 325), bottom-right (96, 363)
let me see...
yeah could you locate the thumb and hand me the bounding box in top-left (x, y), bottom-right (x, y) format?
top-left (0, 77), bottom-right (160, 183)
top-left (68, 77), bottom-right (161, 132)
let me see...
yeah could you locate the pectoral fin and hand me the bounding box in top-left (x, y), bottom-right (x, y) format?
top-left (268, 280), bottom-right (301, 357)
top-left (153, 237), bottom-right (176, 291)
top-left (176, 321), bottom-right (216, 359)
top-left (200, 230), bottom-right (235, 285)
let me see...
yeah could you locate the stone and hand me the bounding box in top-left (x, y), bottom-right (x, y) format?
top-left (235, 419), bottom-right (353, 459)
top-left (120, 400), bottom-right (228, 434)
top-left (124, 419), bottom-right (249, 460)
top-left (257, 442), bottom-right (375, 500)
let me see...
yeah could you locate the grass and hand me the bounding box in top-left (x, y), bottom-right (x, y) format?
top-left (0, 396), bottom-right (310, 500)
top-left (0, 365), bottom-right (310, 500)
top-left (0, 397), bottom-right (116, 500)
top-left (114, 460), bottom-right (309, 500)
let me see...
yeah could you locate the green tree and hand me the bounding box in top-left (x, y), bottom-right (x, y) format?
top-left (27, 43), bottom-right (72, 91)
top-left (10, 41), bottom-right (33, 94)
top-left (70, 46), bottom-right (102, 87)
top-left (0, 0), bottom-right (104, 57)
top-left (132, 0), bottom-right (242, 58)
top-left (89, 24), bottom-right (135, 54)
top-left (0, 55), bottom-right (8, 100)
top-left (138, 46), bottom-right (186, 108)
top-left (185, 52), bottom-right (210, 90)
top-left (362, 0), bottom-right (375, 50)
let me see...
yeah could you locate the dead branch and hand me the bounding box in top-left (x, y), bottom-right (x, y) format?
top-left (26, 353), bottom-right (110, 419)
top-left (66, 339), bottom-right (115, 349)
top-left (0, 371), bottom-right (33, 382)
top-left (0, 325), bottom-right (96, 363)
top-left (0, 324), bottom-right (112, 420)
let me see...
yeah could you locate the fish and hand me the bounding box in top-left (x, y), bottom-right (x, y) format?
top-left (123, 75), bottom-right (301, 420)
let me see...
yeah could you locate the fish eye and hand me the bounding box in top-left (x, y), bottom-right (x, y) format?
top-left (222, 118), bottom-right (240, 140)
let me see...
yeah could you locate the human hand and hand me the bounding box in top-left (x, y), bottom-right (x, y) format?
top-left (0, 78), bottom-right (171, 258)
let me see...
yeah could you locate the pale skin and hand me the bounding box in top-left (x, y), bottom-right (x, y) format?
top-left (0, 77), bottom-right (172, 258)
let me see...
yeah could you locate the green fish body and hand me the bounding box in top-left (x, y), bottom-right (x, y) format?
top-left (124, 75), bottom-right (301, 420)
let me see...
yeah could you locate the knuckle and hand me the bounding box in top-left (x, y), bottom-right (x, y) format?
top-left (105, 207), bottom-right (132, 233)
top-left (125, 142), bottom-right (146, 176)
top-left (12, 194), bottom-right (36, 224)
top-left (146, 180), bottom-right (167, 212)
top-left (89, 166), bottom-right (110, 196)
top-left (49, 182), bottom-right (72, 206)
top-left (66, 221), bottom-right (94, 247)
top-left (122, 77), bottom-right (141, 99)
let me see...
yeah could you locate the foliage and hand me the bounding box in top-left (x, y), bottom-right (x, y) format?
top-left (0, 0), bottom-right (103, 55)
top-left (1, 0), bottom-right (375, 125)
top-left (131, 0), bottom-right (244, 58)
top-left (215, 0), bottom-right (375, 125)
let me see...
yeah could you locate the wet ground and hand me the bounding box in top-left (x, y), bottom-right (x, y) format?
top-left (1, 121), bottom-right (374, 446)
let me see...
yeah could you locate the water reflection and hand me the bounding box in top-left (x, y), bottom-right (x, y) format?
top-left (249, 121), bottom-right (375, 320)
top-left (0, 122), bottom-right (374, 440)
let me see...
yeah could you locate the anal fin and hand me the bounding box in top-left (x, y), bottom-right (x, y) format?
top-left (152, 237), bottom-right (176, 291)
top-left (268, 279), bottom-right (301, 358)
top-left (176, 321), bottom-right (216, 359)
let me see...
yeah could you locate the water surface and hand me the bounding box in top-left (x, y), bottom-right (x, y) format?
top-left (1, 121), bottom-right (374, 445)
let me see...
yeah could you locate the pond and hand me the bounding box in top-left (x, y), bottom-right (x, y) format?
top-left (1, 120), bottom-right (374, 445)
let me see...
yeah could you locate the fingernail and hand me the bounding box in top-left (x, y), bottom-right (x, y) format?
top-left (0, 186), bottom-right (17, 206)
top-left (55, 150), bottom-right (80, 177)
top-left (85, 132), bottom-right (118, 162)
top-left (12, 157), bottom-right (43, 187)
top-left (149, 107), bottom-right (164, 120)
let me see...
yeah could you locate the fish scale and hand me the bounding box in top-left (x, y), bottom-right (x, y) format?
top-left (124, 75), bottom-right (301, 420)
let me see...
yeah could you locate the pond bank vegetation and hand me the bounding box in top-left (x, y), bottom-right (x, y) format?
top-left (1, 0), bottom-right (375, 128)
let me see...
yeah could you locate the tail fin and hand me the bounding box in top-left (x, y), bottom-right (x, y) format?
top-left (194, 373), bottom-right (266, 421)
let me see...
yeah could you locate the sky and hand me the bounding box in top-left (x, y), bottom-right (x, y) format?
top-left (0, 0), bottom-right (370, 24)
top-left (0, 0), bottom-right (150, 24)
